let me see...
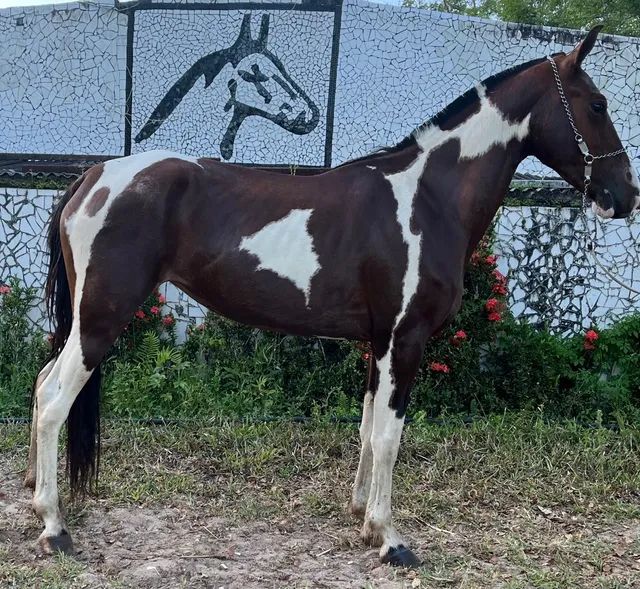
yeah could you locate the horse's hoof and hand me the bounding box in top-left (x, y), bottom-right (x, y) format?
top-left (380, 545), bottom-right (421, 568)
top-left (38, 530), bottom-right (74, 555)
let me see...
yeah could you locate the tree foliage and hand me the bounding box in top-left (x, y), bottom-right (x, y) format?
top-left (402, 0), bottom-right (640, 37)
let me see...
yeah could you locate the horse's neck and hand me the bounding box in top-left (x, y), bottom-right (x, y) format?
top-left (412, 87), bottom-right (534, 253)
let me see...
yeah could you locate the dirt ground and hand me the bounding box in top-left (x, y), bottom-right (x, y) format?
top-left (1, 467), bottom-right (425, 589)
top-left (2, 420), bottom-right (640, 588)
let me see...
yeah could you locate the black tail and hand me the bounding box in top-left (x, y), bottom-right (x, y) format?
top-left (37, 174), bottom-right (102, 497)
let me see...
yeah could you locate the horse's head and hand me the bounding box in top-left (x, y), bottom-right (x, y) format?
top-left (528, 27), bottom-right (639, 219)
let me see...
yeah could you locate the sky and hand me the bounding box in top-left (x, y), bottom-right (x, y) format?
top-left (0, 0), bottom-right (403, 8)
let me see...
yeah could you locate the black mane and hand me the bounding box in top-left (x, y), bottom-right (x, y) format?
top-left (338, 54), bottom-right (561, 167)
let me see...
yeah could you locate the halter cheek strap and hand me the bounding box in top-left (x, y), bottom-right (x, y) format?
top-left (546, 56), bottom-right (627, 205)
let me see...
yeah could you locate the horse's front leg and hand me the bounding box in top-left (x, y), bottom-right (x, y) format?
top-left (362, 327), bottom-right (426, 567)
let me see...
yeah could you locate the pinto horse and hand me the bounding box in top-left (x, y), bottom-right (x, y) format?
top-left (26, 27), bottom-right (640, 566)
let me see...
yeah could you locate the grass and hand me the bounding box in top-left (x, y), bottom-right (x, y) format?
top-left (1, 413), bottom-right (640, 588)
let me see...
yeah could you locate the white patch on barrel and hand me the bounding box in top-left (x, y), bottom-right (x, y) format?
top-left (239, 208), bottom-right (320, 306)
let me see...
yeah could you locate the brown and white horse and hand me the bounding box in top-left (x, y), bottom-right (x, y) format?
top-left (25, 27), bottom-right (640, 566)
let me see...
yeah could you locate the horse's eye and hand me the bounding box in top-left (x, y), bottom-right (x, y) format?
top-left (591, 101), bottom-right (607, 114)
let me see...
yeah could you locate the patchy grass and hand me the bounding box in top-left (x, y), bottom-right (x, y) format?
top-left (1, 413), bottom-right (640, 588)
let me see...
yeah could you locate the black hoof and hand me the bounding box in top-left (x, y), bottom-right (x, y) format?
top-left (381, 545), bottom-right (421, 568)
top-left (38, 530), bottom-right (74, 555)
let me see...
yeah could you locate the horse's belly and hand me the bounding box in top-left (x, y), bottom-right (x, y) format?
top-left (169, 255), bottom-right (369, 340)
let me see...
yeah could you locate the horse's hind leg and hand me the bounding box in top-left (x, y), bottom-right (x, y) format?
top-left (24, 359), bottom-right (56, 489)
top-left (32, 338), bottom-right (95, 553)
top-left (33, 267), bottom-right (159, 553)
top-left (350, 356), bottom-right (377, 518)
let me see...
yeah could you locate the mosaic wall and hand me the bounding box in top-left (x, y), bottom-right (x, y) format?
top-left (494, 206), bottom-right (640, 335)
top-left (2, 188), bottom-right (639, 338)
top-left (0, 0), bottom-right (126, 155)
top-left (1, 0), bottom-right (639, 171)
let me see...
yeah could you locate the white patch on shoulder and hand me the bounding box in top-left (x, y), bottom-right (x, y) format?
top-left (385, 155), bottom-right (426, 323)
top-left (239, 209), bottom-right (320, 306)
top-left (415, 84), bottom-right (530, 161)
top-left (64, 150), bottom-right (202, 367)
top-left (366, 165), bottom-right (377, 170)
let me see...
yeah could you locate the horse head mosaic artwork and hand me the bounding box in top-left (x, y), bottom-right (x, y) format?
top-left (26, 27), bottom-right (639, 567)
top-left (134, 13), bottom-right (320, 159)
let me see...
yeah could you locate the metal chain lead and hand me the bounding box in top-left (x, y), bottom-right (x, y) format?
top-left (546, 56), bottom-right (640, 297)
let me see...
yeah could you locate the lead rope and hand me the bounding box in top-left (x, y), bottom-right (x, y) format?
top-left (546, 56), bottom-right (640, 298)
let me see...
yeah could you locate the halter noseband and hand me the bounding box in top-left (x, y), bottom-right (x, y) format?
top-left (546, 56), bottom-right (627, 205)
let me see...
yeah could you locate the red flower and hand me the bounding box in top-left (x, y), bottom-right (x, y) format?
top-left (454, 330), bottom-right (467, 340)
top-left (584, 329), bottom-right (599, 342)
top-left (158, 294), bottom-right (166, 304)
top-left (429, 362), bottom-right (450, 373)
top-left (134, 309), bottom-right (145, 319)
top-left (492, 284), bottom-right (508, 295)
top-left (0, 285), bottom-right (10, 295)
top-left (162, 314), bottom-right (175, 326)
top-left (485, 298), bottom-right (500, 313)
top-left (584, 329), bottom-right (599, 351)
top-left (488, 312), bottom-right (502, 322)
top-left (485, 255), bottom-right (497, 265)
top-left (150, 306), bottom-right (160, 315)
top-left (362, 352), bottom-right (370, 361)
top-left (493, 269), bottom-right (506, 282)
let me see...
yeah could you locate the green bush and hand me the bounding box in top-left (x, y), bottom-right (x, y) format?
top-left (0, 279), bottom-right (48, 416)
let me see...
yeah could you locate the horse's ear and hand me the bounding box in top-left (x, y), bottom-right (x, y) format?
top-left (237, 14), bottom-right (252, 45)
top-left (258, 15), bottom-right (269, 48)
top-left (568, 25), bottom-right (603, 69)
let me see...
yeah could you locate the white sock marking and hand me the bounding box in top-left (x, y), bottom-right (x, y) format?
top-left (239, 208), bottom-right (320, 306)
